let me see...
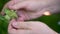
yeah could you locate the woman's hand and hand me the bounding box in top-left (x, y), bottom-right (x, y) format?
top-left (2, 0), bottom-right (60, 20)
top-left (8, 19), bottom-right (58, 34)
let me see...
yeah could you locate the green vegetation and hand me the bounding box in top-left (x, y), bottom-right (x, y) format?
top-left (0, 15), bottom-right (8, 34)
top-left (4, 9), bottom-right (18, 20)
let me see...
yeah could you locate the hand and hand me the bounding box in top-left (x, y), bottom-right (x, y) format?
top-left (2, 0), bottom-right (59, 20)
top-left (8, 19), bottom-right (58, 34)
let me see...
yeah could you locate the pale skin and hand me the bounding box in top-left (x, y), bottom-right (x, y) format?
top-left (8, 19), bottom-right (58, 34)
top-left (1, 0), bottom-right (60, 34)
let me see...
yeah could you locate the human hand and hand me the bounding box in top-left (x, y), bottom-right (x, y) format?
top-left (8, 19), bottom-right (58, 34)
top-left (7, 0), bottom-right (60, 20)
top-left (1, 0), bottom-right (60, 20)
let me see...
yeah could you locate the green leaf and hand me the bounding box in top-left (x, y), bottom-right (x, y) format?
top-left (4, 8), bottom-right (18, 20)
top-left (4, 15), bottom-right (10, 20)
top-left (0, 15), bottom-right (9, 34)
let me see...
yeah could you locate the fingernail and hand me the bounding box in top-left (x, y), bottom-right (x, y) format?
top-left (12, 22), bottom-right (18, 28)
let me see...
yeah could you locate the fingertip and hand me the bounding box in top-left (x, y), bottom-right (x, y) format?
top-left (7, 1), bottom-right (15, 10)
top-left (12, 22), bottom-right (18, 27)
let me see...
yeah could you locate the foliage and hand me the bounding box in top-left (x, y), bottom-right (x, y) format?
top-left (0, 15), bottom-right (9, 34)
top-left (4, 9), bottom-right (18, 20)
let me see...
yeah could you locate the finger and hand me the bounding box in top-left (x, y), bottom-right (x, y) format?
top-left (8, 19), bottom-right (17, 34)
top-left (9, 1), bottom-right (28, 10)
top-left (8, 19), bottom-right (16, 30)
top-left (16, 10), bottom-right (29, 21)
top-left (2, 0), bottom-right (21, 12)
top-left (12, 21), bottom-right (27, 29)
top-left (10, 0), bottom-right (24, 1)
top-left (8, 19), bottom-right (17, 31)
top-left (8, 1), bottom-right (18, 8)
top-left (11, 21), bottom-right (19, 29)
top-left (10, 0), bottom-right (14, 1)
top-left (12, 21), bottom-right (32, 30)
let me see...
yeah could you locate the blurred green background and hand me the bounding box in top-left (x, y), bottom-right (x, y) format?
top-left (0, 0), bottom-right (60, 34)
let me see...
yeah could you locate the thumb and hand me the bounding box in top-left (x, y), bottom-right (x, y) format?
top-left (12, 21), bottom-right (30, 29)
